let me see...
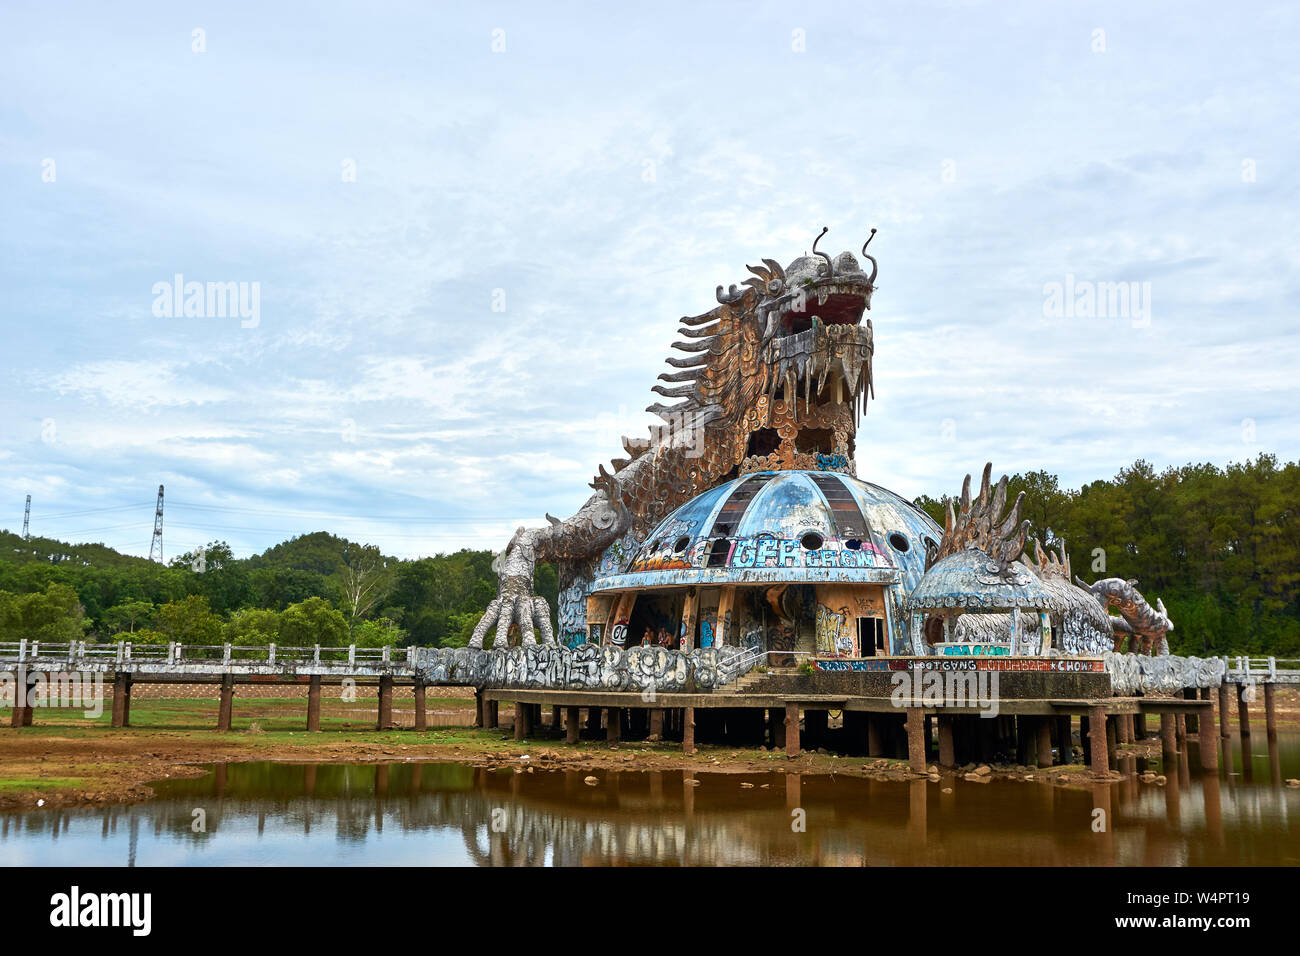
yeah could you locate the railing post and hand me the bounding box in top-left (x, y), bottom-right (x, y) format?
top-left (31, 641), bottom-right (39, 659)
top-left (314, 644), bottom-right (320, 663)
top-left (116, 640), bottom-right (124, 664)
top-left (1268, 656), bottom-right (1277, 680)
top-left (124, 641), bottom-right (132, 662)
top-left (381, 645), bottom-right (390, 665)
top-left (17, 639), bottom-right (26, 663)
top-left (168, 642), bottom-right (176, 664)
top-left (223, 643), bottom-right (231, 665)
top-left (348, 644), bottom-right (356, 666)
top-left (269, 643), bottom-right (276, 665)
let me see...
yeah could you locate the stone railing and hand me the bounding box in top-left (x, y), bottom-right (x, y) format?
top-left (410, 644), bottom-right (757, 692)
top-left (1102, 652), bottom-right (1227, 695)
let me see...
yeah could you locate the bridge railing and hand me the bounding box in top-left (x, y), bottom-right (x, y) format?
top-left (0, 640), bottom-right (412, 669)
top-left (1227, 656), bottom-right (1300, 682)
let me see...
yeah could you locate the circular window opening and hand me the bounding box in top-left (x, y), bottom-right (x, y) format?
top-left (672, 536), bottom-right (690, 554)
top-left (844, 538), bottom-right (862, 550)
top-left (800, 531), bottom-right (824, 551)
top-left (888, 532), bottom-right (911, 553)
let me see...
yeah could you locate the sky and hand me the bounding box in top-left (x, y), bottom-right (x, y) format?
top-left (1, 1), bottom-right (1297, 561)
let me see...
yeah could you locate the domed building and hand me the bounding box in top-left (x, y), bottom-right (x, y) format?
top-left (584, 470), bottom-right (942, 660)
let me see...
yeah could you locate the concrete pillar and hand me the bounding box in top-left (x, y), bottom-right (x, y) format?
top-left (514, 702), bottom-right (528, 740)
top-left (485, 699), bottom-right (499, 729)
top-left (217, 675), bottom-right (234, 732)
top-left (1117, 711), bottom-right (1131, 745)
top-left (1105, 715), bottom-right (1118, 769)
top-left (1036, 718), bottom-right (1054, 768)
top-left (771, 707), bottom-right (785, 750)
top-left (682, 706), bottom-right (696, 755)
top-left (377, 675), bottom-right (394, 730)
top-left (551, 705), bottom-right (561, 733)
top-left (649, 708), bottom-right (663, 740)
top-left (606, 707), bottom-right (621, 744)
top-left (1057, 716), bottom-right (1073, 764)
top-left (1217, 682), bottom-right (1232, 739)
top-left (1200, 691), bottom-right (1219, 771)
top-left (15, 675), bottom-right (35, 727)
top-left (474, 688), bottom-right (485, 728)
top-left (1080, 715), bottom-right (1091, 765)
top-left (111, 673), bottom-right (129, 728)
top-left (937, 715), bottom-right (956, 768)
top-left (1160, 713), bottom-right (1177, 766)
top-left (1183, 688), bottom-right (1199, 734)
top-left (1237, 683), bottom-right (1251, 738)
top-left (905, 707), bottom-right (926, 772)
top-left (120, 677), bottom-right (132, 727)
top-left (866, 714), bottom-right (882, 757)
top-left (586, 706), bottom-right (601, 733)
top-left (1088, 705), bottom-right (1109, 776)
top-left (413, 682), bottom-right (427, 731)
top-left (565, 706), bottom-right (580, 744)
top-left (1264, 683), bottom-right (1278, 742)
top-left (306, 675), bottom-right (321, 732)
top-left (784, 702), bottom-right (800, 758)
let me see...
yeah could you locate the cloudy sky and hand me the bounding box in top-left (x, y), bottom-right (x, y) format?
top-left (2, 1), bottom-right (1297, 560)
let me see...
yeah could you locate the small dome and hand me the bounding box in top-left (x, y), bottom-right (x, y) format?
top-left (593, 470), bottom-right (941, 591)
top-left (905, 549), bottom-right (1055, 613)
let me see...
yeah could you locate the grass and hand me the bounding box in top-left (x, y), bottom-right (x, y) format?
top-left (0, 776), bottom-right (86, 792)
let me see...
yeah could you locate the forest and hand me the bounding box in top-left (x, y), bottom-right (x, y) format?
top-left (1, 454), bottom-right (1296, 657)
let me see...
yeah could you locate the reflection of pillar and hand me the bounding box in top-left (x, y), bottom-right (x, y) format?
top-left (606, 708), bottom-right (621, 744)
top-left (1036, 718), bottom-right (1053, 768)
top-left (1236, 683), bottom-right (1251, 739)
top-left (304, 763), bottom-right (317, 797)
top-left (1203, 772), bottom-right (1224, 847)
top-left (1263, 683), bottom-right (1278, 742)
top-left (649, 771), bottom-right (663, 806)
top-left (905, 707), bottom-right (926, 772)
top-left (1088, 706), bottom-right (1108, 776)
top-left (1057, 716), bottom-right (1074, 764)
top-left (375, 763), bottom-right (389, 798)
top-left (414, 682), bottom-right (427, 731)
top-left (307, 675), bottom-right (321, 732)
top-left (217, 675), bottom-right (235, 732)
top-left (111, 673), bottom-right (129, 728)
top-left (683, 772), bottom-right (696, 818)
top-left (1163, 761), bottom-right (1179, 824)
top-left (682, 706), bottom-right (696, 755)
top-left (1199, 691), bottom-right (1219, 771)
top-left (784, 703), bottom-right (800, 758)
top-left (1267, 736), bottom-right (1282, 788)
top-left (377, 675), bottom-right (394, 730)
top-left (908, 777), bottom-right (927, 850)
top-left (1091, 782), bottom-right (1114, 866)
top-left (785, 773), bottom-right (801, 811)
top-left (937, 715), bottom-right (955, 768)
top-left (565, 706), bottom-right (579, 744)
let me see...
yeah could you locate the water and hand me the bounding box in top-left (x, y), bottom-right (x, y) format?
top-left (3, 735), bottom-right (1298, 866)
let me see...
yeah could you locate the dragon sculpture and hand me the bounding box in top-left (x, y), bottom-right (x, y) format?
top-left (470, 227), bottom-right (880, 649)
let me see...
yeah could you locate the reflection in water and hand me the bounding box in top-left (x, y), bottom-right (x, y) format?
top-left (2, 734), bottom-right (1298, 867)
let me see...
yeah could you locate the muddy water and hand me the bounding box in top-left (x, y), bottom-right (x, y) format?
top-left (3, 735), bottom-right (1298, 866)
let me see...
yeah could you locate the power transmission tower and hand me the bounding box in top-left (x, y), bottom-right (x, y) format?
top-left (149, 484), bottom-right (165, 563)
top-left (22, 495), bottom-right (31, 539)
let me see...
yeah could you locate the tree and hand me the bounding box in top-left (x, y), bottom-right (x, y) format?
top-left (340, 544), bottom-right (391, 635)
top-left (154, 595), bottom-right (223, 645)
top-left (278, 597), bottom-right (348, 647)
top-left (101, 600), bottom-right (156, 635)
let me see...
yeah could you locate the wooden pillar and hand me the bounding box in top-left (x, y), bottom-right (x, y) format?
top-left (1036, 717), bottom-right (1054, 768)
top-left (1088, 705), bottom-right (1109, 776)
top-left (1057, 716), bottom-right (1073, 764)
top-left (606, 707), bottom-right (621, 744)
top-left (649, 708), bottom-right (664, 739)
top-left (1199, 689), bottom-right (1219, 770)
top-left (514, 702), bottom-right (528, 740)
top-left (474, 688), bottom-right (485, 728)
top-left (111, 673), bottom-right (129, 728)
top-left (1160, 713), bottom-right (1177, 765)
top-left (306, 675), bottom-right (321, 732)
top-left (217, 674), bottom-right (234, 732)
top-left (413, 682), bottom-right (427, 731)
top-left (565, 706), bottom-right (580, 744)
top-left (905, 707), bottom-right (926, 772)
top-left (937, 715), bottom-right (956, 767)
top-left (377, 675), bottom-right (394, 730)
top-left (485, 698), bottom-right (499, 729)
top-left (784, 702), bottom-right (800, 758)
top-left (1264, 683), bottom-right (1277, 742)
top-left (682, 706), bottom-right (696, 755)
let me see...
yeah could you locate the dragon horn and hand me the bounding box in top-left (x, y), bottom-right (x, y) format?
top-left (812, 226), bottom-right (834, 277)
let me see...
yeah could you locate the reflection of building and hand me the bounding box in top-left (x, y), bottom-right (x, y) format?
top-left (585, 470), bottom-right (940, 660)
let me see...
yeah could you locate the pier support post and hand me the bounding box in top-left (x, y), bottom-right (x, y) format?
top-left (484, 698), bottom-right (498, 729)
top-left (905, 707), bottom-right (926, 772)
top-left (649, 708), bottom-right (663, 740)
top-left (1116, 712), bottom-right (1131, 745)
top-left (120, 677), bottom-right (132, 727)
top-left (1160, 713), bottom-right (1177, 766)
top-left (682, 706), bottom-right (696, 755)
top-left (565, 706), bottom-right (580, 744)
top-left (514, 702), bottom-right (529, 740)
top-left (1057, 716), bottom-right (1074, 764)
top-left (805, 709), bottom-right (827, 750)
top-left (1088, 706), bottom-right (1109, 776)
top-left (217, 674), bottom-right (234, 732)
top-left (413, 681), bottom-right (427, 731)
top-left (866, 714), bottom-right (882, 757)
top-left (937, 715), bottom-right (955, 768)
top-left (1036, 718), bottom-right (1054, 768)
top-left (377, 675), bottom-right (394, 730)
top-left (474, 688), bottom-right (485, 728)
top-left (1199, 689), bottom-right (1219, 771)
top-left (13, 674), bottom-right (35, 727)
top-left (551, 705), bottom-right (561, 733)
top-left (306, 675), bottom-right (321, 732)
top-left (1264, 683), bottom-right (1277, 742)
top-left (606, 708), bottom-right (621, 744)
top-left (1080, 715), bottom-right (1091, 765)
top-left (1236, 683), bottom-right (1251, 739)
top-left (784, 703), bottom-right (800, 758)
top-left (1105, 715), bottom-right (1118, 769)
top-left (1183, 688), bottom-right (1199, 734)
top-left (1218, 682), bottom-right (1231, 739)
top-left (111, 673), bottom-right (129, 728)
